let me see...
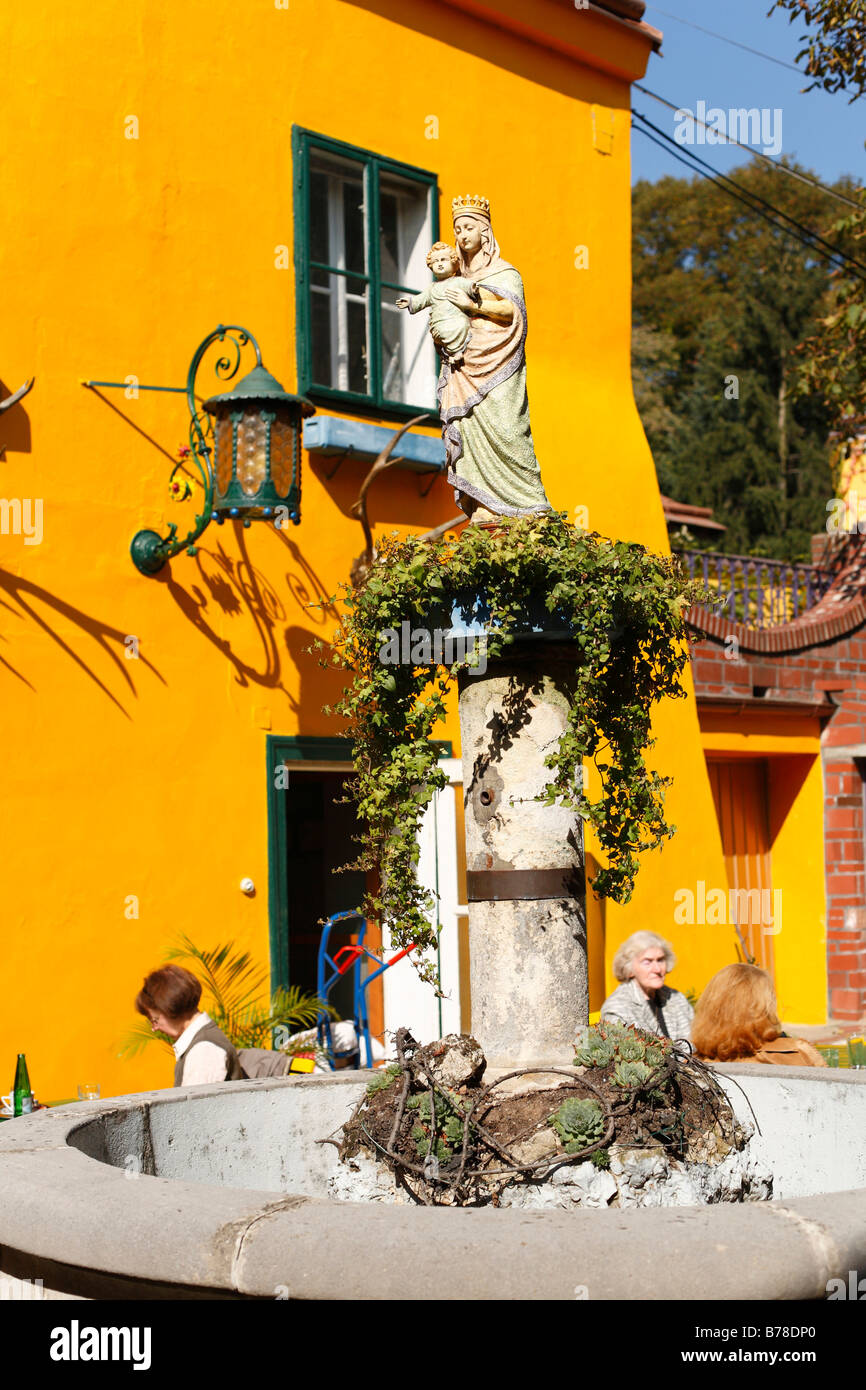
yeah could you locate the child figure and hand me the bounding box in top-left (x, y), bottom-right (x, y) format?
top-left (396, 242), bottom-right (482, 365)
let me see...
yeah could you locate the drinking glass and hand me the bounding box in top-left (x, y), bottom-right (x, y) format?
top-left (77, 1082), bottom-right (101, 1101)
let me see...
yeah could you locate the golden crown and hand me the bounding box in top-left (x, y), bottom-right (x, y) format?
top-left (452, 193), bottom-right (490, 221)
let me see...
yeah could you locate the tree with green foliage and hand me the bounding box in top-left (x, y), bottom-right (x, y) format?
top-left (769, 1), bottom-right (866, 101)
top-left (769, 0), bottom-right (866, 433)
top-left (632, 158), bottom-right (858, 558)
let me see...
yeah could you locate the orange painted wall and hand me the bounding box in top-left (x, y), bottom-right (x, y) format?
top-left (2, 0), bottom-right (814, 1105)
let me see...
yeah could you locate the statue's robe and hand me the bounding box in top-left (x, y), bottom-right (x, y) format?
top-left (439, 260), bottom-right (552, 517)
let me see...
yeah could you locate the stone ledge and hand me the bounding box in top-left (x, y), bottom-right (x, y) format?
top-left (0, 1071), bottom-right (863, 1300)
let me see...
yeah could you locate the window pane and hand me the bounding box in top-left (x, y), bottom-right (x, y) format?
top-left (309, 169), bottom-right (330, 267)
top-left (346, 297), bottom-right (369, 395)
top-left (309, 150), bottom-right (366, 275)
top-left (310, 268), bottom-right (369, 394)
top-left (381, 287), bottom-right (435, 407)
top-left (379, 172), bottom-right (430, 289)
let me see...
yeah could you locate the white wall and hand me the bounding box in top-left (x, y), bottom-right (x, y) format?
top-left (383, 759), bottom-right (464, 1046)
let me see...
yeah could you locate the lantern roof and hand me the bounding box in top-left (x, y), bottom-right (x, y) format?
top-left (203, 364), bottom-right (315, 415)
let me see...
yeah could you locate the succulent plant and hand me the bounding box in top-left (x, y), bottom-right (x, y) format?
top-left (617, 1035), bottom-right (647, 1062)
top-left (443, 1115), bottom-right (465, 1146)
top-left (366, 1063), bottom-right (401, 1095)
top-left (550, 1096), bottom-right (606, 1153)
top-left (408, 1089), bottom-right (468, 1162)
top-left (613, 1060), bottom-right (651, 1088)
top-left (574, 1028), bottom-right (615, 1069)
top-left (407, 1090), bottom-right (465, 1120)
top-left (644, 1044), bottom-right (665, 1069)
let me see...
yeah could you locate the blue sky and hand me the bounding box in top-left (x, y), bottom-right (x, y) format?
top-left (634, 1), bottom-right (865, 187)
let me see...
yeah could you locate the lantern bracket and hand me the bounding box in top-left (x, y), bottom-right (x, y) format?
top-left (128, 325), bottom-right (263, 575)
top-left (417, 469), bottom-right (439, 499)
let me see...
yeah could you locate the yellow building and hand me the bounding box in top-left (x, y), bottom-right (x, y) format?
top-left (1, 0), bottom-right (827, 1102)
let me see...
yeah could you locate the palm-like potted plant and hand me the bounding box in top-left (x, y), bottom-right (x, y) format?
top-left (119, 934), bottom-right (333, 1061)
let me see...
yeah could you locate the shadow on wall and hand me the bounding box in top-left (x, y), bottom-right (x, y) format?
top-left (166, 525), bottom-right (347, 717)
top-left (767, 755), bottom-right (814, 846)
top-left (585, 851), bottom-right (607, 1012)
top-left (74, 383), bottom-right (352, 716)
top-left (0, 377), bottom-right (32, 457)
top-left (349, 0), bottom-right (631, 108)
top-left (0, 569), bottom-right (164, 714)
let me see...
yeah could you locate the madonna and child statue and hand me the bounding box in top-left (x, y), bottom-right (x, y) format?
top-left (397, 194), bottom-right (552, 523)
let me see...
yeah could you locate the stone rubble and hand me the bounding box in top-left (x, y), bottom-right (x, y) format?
top-left (329, 1134), bottom-right (773, 1209)
top-left (329, 1034), bottom-right (774, 1209)
top-left (413, 1034), bottom-right (486, 1091)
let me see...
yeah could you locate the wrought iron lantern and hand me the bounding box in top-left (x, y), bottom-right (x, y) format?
top-left (206, 362), bottom-right (314, 527)
top-left (129, 325), bottom-right (314, 576)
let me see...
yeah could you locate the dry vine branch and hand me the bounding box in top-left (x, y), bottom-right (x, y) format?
top-left (338, 1027), bottom-right (739, 1206)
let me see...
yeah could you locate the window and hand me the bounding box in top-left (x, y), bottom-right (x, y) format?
top-left (293, 129), bottom-right (438, 416)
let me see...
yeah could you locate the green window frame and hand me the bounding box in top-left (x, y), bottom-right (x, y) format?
top-left (293, 127), bottom-right (440, 421)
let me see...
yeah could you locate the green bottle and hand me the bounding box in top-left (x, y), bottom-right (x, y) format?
top-left (13, 1054), bottom-right (33, 1116)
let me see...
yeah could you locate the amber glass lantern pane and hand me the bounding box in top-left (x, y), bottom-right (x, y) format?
top-left (236, 410), bottom-right (269, 497)
top-left (214, 414), bottom-right (234, 496)
top-left (270, 416), bottom-right (297, 499)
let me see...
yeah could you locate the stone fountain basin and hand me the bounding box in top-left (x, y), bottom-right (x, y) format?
top-left (1, 1066), bottom-right (864, 1300)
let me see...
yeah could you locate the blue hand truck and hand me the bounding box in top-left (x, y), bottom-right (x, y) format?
top-left (316, 911), bottom-right (417, 1069)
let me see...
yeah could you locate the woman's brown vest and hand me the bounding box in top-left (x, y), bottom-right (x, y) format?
top-left (173, 1020), bottom-right (244, 1086)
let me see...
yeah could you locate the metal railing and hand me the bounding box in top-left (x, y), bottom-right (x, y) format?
top-left (676, 549), bottom-right (833, 629)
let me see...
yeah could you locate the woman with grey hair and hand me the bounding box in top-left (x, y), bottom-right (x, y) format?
top-left (600, 931), bottom-right (693, 1042)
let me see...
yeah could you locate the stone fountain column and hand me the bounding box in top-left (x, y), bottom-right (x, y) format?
top-left (457, 643), bottom-right (588, 1069)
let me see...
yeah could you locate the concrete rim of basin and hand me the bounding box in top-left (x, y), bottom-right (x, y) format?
top-left (0, 1067), bottom-right (864, 1301)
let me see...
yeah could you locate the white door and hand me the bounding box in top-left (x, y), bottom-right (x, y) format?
top-left (383, 758), bottom-right (465, 1045)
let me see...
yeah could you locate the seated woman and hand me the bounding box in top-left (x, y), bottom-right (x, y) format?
top-left (600, 930), bottom-right (693, 1042)
top-left (135, 964), bottom-right (243, 1086)
top-left (691, 963), bottom-right (826, 1066)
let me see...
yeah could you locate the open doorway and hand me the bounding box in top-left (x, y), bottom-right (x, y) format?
top-left (267, 739), bottom-right (383, 1045)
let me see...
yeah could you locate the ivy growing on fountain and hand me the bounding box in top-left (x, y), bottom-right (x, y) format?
top-left (319, 513), bottom-right (706, 983)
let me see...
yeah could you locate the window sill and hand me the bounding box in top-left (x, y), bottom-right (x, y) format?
top-left (302, 388), bottom-right (439, 430)
top-left (304, 414), bottom-right (445, 475)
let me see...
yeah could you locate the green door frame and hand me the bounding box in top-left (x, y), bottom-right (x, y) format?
top-left (266, 733), bottom-right (453, 992)
top-left (266, 734), bottom-right (354, 992)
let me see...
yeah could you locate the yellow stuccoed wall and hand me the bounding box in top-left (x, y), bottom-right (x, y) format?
top-left (1, 0), bottom-right (823, 1102)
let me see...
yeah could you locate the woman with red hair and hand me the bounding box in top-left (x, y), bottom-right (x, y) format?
top-left (691, 964), bottom-right (826, 1066)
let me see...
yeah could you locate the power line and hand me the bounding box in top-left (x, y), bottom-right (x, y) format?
top-left (633, 109), bottom-right (866, 276)
top-left (634, 82), bottom-right (864, 212)
top-left (631, 116), bottom-right (866, 283)
top-left (633, 120), bottom-right (866, 283)
top-left (632, 119), bottom-right (842, 268)
top-left (650, 7), bottom-right (802, 73)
